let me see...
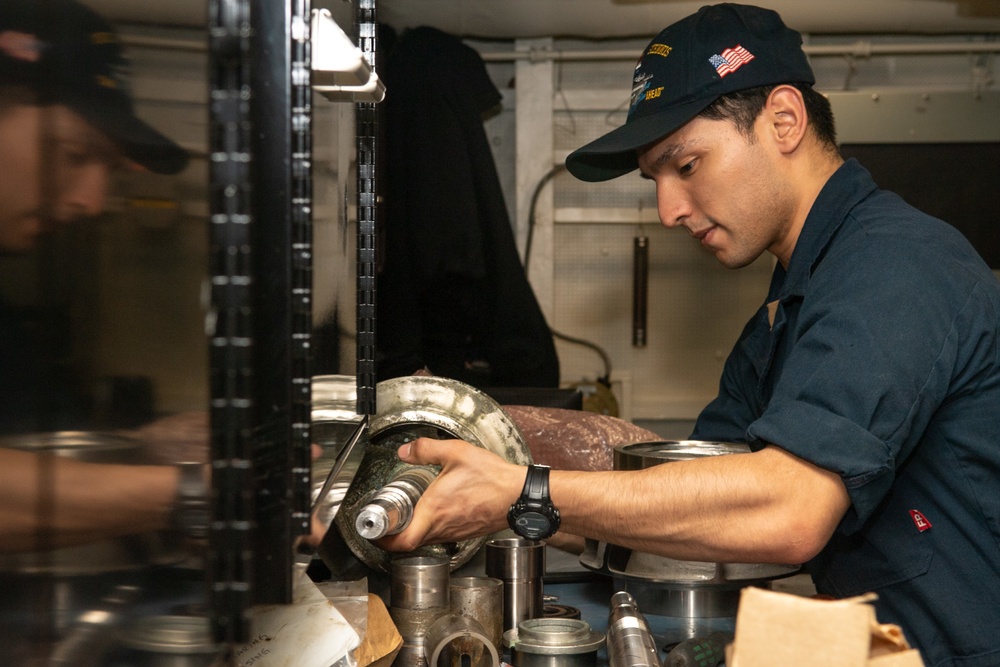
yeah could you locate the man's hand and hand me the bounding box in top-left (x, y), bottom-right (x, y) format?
top-left (378, 438), bottom-right (525, 552)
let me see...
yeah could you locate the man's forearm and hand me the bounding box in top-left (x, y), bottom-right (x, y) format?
top-left (550, 445), bottom-right (848, 565)
top-left (0, 448), bottom-right (178, 552)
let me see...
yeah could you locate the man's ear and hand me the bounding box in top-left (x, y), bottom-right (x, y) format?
top-left (764, 85), bottom-right (808, 154)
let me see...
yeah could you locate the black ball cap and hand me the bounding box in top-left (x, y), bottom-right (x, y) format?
top-left (0, 0), bottom-right (189, 174)
top-left (565, 3), bottom-right (815, 183)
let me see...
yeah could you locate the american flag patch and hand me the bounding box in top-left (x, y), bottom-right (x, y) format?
top-left (709, 45), bottom-right (755, 78)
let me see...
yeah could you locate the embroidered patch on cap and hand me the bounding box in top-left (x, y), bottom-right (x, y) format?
top-left (629, 71), bottom-right (653, 110)
top-left (646, 43), bottom-right (672, 58)
top-left (909, 509), bottom-right (932, 532)
top-left (709, 45), bottom-right (755, 78)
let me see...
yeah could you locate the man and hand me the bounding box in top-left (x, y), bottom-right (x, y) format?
top-left (0, 0), bottom-right (195, 550)
top-left (382, 5), bottom-right (1000, 666)
top-left (1, 0), bottom-right (187, 429)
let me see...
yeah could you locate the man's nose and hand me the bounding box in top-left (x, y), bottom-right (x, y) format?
top-left (656, 180), bottom-right (692, 229)
top-left (61, 163), bottom-right (110, 220)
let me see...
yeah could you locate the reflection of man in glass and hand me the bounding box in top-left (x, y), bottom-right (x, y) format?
top-left (0, 0), bottom-right (191, 550)
top-left (1, 0), bottom-right (187, 430)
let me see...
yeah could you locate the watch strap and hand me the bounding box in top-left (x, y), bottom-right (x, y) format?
top-left (522, 464), bottom-right (551, 501)
top-left (508, 464), bottom-right (560, 540)
top-left (172, 462), bottom-right (210, 540)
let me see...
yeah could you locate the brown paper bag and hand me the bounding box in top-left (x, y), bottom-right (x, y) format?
top-left (353, 594), bottom-right (403, 667)
top-left (727, 587), bottom-right (925, 667)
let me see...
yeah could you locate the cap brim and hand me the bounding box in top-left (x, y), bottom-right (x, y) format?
top-left (565, 95), bottom-right (717, 182)
top-left (76, 98), bottom-right (189, 175)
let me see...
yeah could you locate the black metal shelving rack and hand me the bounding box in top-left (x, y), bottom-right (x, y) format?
top-left (354, 0), bottom-right (379, 417)
top-left (207, 0), bottom-right (314, 644)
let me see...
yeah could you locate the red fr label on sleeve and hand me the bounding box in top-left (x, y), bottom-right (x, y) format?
top-left (909, 510), bottom-right (932, 532)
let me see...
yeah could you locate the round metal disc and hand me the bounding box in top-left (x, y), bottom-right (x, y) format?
top-left (333, 375), bottom-right (533, 573)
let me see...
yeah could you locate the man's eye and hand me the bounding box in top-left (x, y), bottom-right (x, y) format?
top-left (679, 159), bottom-right (696, 175)
top-left (58, 144), bottom-right (91, 166)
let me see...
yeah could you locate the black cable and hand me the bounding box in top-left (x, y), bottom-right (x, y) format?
top-left (524, 163), bottom-right (613, 383)
top-left (524, 163), bottom-right (567, 274)
top-left (552, 329), bottom-right (613, 383)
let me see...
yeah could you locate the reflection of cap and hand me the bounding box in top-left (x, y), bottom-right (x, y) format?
top-left (565, 3), bottom-right (815, 182)
top-left (0, 0), bottom-right (188, 174)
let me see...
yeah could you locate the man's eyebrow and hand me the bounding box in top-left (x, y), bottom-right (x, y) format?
top-left (638, 139), bottom-right (697, 179)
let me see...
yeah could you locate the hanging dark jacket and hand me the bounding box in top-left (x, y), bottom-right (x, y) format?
top-left (377, 26), bottom-right (559, 388)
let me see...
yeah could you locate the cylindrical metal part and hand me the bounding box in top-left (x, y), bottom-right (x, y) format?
top-left (424, 613), bottom-right (499, 667)
top-left (607, 592), bottom-right (661, 667)
top-left (503, 618), bottom-right (605, 667)
top-left (356, 466), bottom-right (437, 540)
top-left (450, 576), bottom-right (504, 654)
top-left (485, 538), bottom-right (545, 633)
top-left (391, 556), bottom-right (451, 610)
top-left (391, 556), bottom-right (452, 667)
top-left (622, 580), bottom-right (744, 620)
top-left (116, 614), bottom-right (223, 667)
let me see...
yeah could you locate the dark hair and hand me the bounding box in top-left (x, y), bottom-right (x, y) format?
top-left (698, 82), bottom-right (838, 152)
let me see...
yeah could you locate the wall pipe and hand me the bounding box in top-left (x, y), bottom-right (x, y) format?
top-left (121, 33), bottom-right (1000, 61)
top-left (479, 40), bottom-right (1000, 62)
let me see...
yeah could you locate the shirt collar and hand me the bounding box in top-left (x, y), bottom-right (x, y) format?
top-left (767, 158), bottom-right (879, 301)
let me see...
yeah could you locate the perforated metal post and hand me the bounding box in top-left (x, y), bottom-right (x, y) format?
top-left (207, 0), bottom-right (255, 644)
top-left (207, 0), bottom-right (314, 643)
top-left (246, 0), bottom-right (314, 606)
top-left (289, 0), bottom-right (315, 552)
top-left (355, 0), bottom-right (379, 416)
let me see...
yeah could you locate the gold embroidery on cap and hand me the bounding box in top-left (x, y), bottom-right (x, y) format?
top-left (90, 32), bottom-right (118, 46)
top-left (647, 44), bottom-right (672, 57)
top-left (645, 86), bottom-right (664, 101)
top-left (95, 74), bottom-right (118, 89)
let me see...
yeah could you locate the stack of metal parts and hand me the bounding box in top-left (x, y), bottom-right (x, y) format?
top-left (389, 557), bottom-right (501, 667)
top-left (449, 576), bottom-right (504, 653)
top-left (581, 441), bottom-right (799, 642)
top-left (503, 618), bottom-right (605, 667)
top-left (485, 538), bottom-right (545, 633)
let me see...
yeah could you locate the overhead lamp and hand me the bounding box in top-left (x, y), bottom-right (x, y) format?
top-left (310, 8), bottom-right (386, 103)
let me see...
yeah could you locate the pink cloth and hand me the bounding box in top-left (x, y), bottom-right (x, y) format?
top-left (504, 406), bottom-right (660, 471)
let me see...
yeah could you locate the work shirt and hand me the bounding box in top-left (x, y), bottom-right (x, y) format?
top-left (692, 159), bottom-right (1000, 667)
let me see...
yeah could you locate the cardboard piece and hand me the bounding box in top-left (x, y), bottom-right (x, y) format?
top-left (727, 587), bottom-right (925, 667)
top-left (313, 578), bottom-right (403, 667)
top-left (353, 594), bottom-right (403, 667)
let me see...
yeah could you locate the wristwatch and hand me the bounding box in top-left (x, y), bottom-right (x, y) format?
top-left (171, 462), bottom-right (210, 541)
top-left (507, 464), bottom-right (560, 540)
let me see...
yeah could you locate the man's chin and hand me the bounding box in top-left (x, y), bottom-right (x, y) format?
top-left (710, 247), bottom-right (765, 270)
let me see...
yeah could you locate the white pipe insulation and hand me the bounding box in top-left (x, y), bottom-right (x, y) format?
top-left (120, 33), bottom-right (1000, 63)
top-left (82, 0), bottom-right (1000, 36)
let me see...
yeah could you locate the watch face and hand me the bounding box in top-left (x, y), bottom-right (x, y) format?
top-left (513, 511), bottom-right (551, 540)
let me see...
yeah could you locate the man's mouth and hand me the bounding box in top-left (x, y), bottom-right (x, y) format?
top-left (691, 226), bottom-right (714, 242)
